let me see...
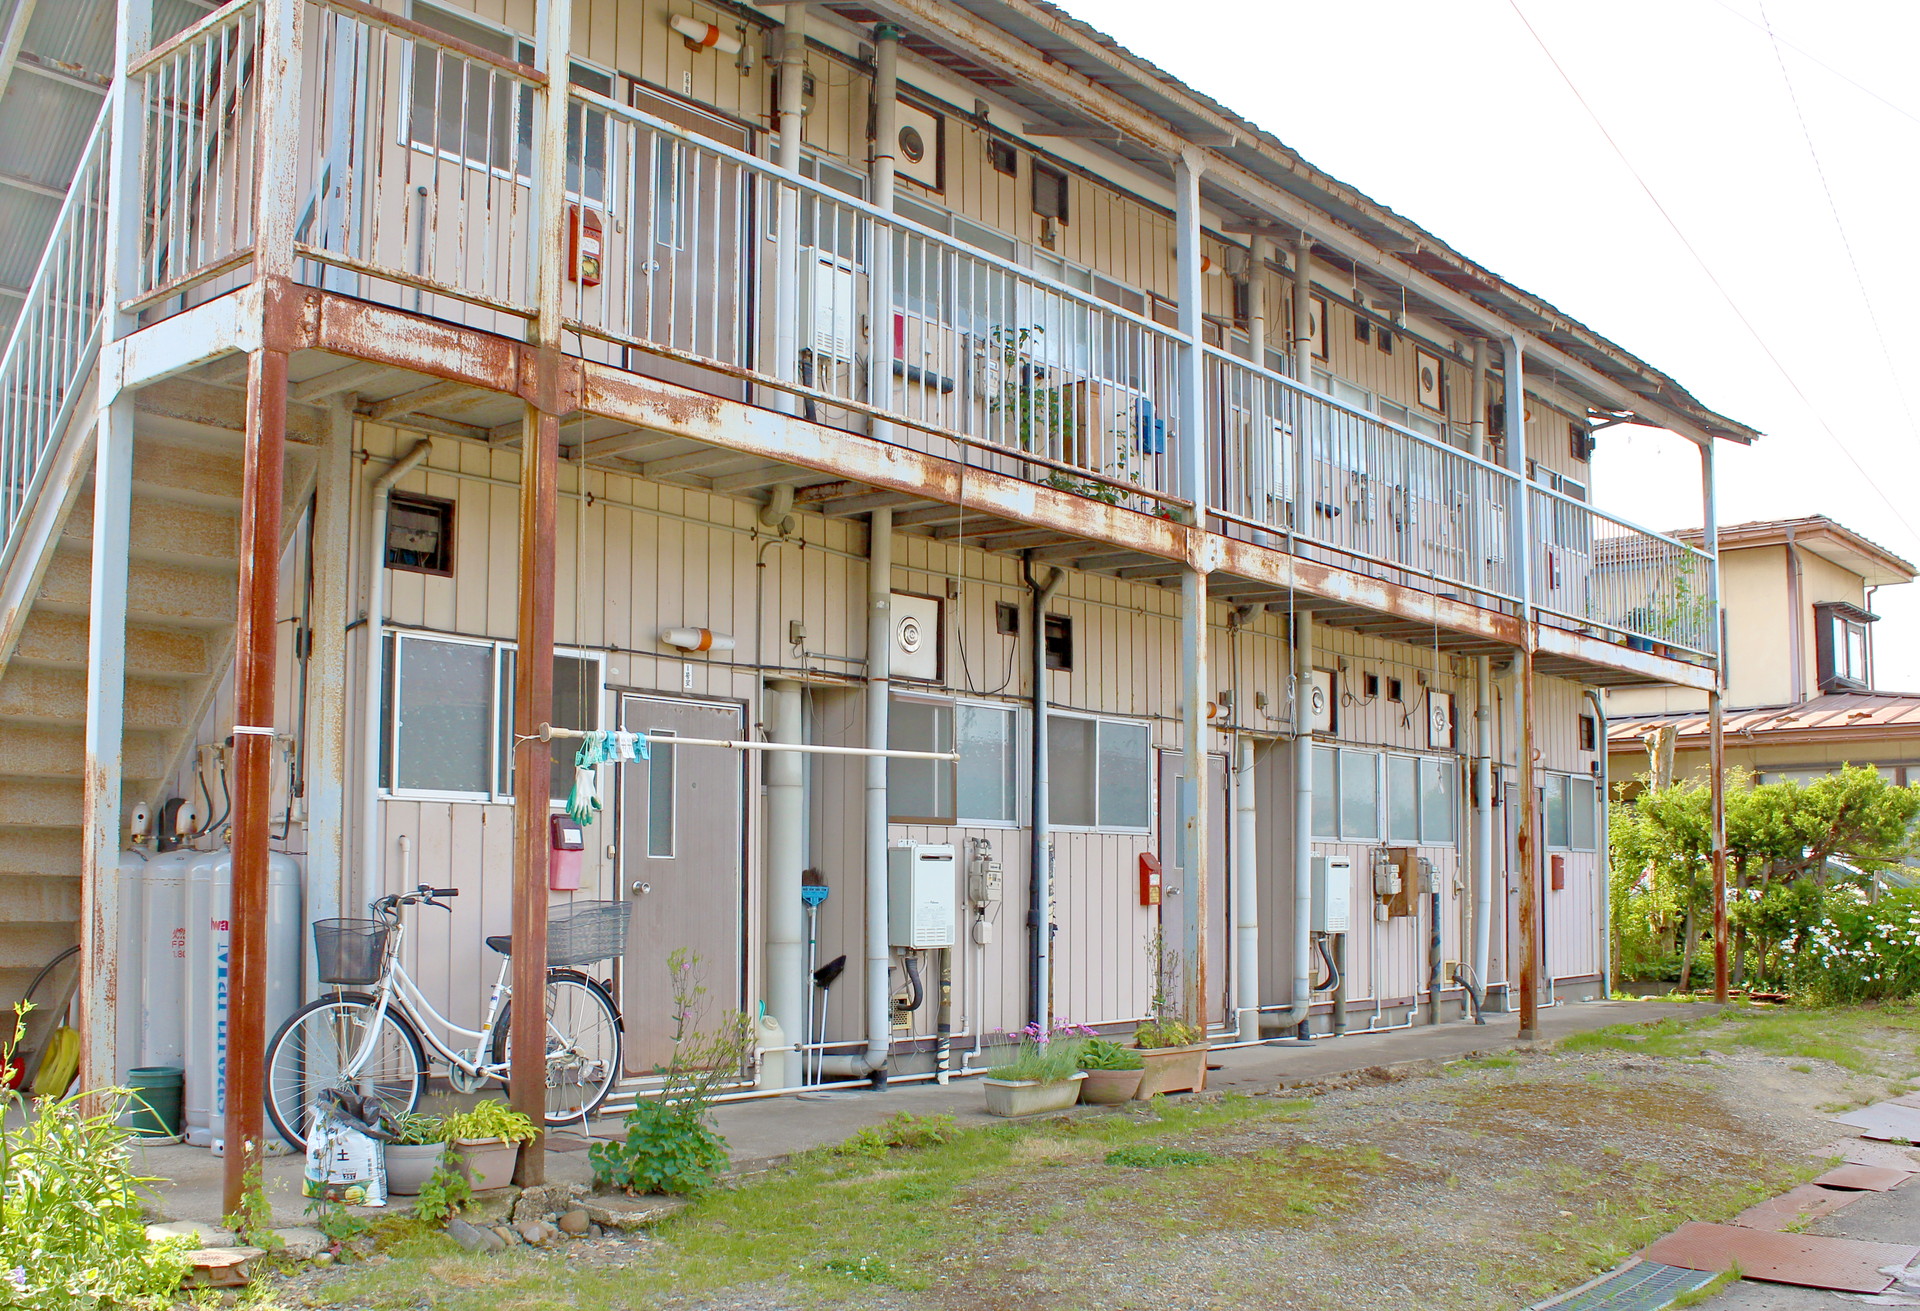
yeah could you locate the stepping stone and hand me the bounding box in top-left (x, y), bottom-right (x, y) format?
top-left (1833, 1103), bottom-right (1920, 1143)
top-left (581, 1196), bottom-right (687, 1231)
top-left (1731, 1184), bottom-right (1860, 1231)
top-left (1815, 1164), bottom-right (1915, 1191)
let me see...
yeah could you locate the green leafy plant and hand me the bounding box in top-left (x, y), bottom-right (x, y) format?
top-left (441, 1100), bottom-right (539, 1145)
top-left (0, 1002), bottom-right (194, 1308)
top-left (590, 949), bottom-right (753, 1196)
top-left (834, 1113), bottom-right (960, 1158)
top-left (987, 324), bottom-right (1145, 507)
top-left (1078, 1037), bottom-right (1145, 1071)
top-left (412, 1156), bottom-right (472, 1224)
top-left (304, 1192), bottom-right (371, 1246)
top-left (222, 1149), bottom-right (283, 1250)
top-left (1134, 1018), bottom-right (1203, 1050)
top-left (386, 1112), bottom-right (447, 1146)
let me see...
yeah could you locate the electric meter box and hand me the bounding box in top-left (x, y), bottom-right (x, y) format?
top-left (1310, 855), bottom-right (1352, 934)
top-left (889, 842), bottom-right (957, 948)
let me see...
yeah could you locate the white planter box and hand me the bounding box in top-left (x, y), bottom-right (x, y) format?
top-left (983, 1072), bottom-right (1086, 1117)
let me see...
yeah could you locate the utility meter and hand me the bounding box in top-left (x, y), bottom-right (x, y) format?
top-left (965, 837), bottom-right (1002, 909)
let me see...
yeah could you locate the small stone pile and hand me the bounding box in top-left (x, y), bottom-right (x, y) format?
top-left (444, 1183), bottom-right (686, 1255)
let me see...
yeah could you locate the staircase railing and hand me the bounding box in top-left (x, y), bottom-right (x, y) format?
top-left (0, 109), bottom-right (110, 561)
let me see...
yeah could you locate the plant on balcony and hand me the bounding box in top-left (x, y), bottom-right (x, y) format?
top-left (987, 324), bottom-right (1145, 508)
top-left (1623, 573), bottom-right (1714, 650)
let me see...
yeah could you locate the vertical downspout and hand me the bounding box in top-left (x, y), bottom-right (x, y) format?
top-left (357, 440), bottom-right (434, 909)
top-left (1507, 337), bottom-right (1541, 1040)
top-left (1586, 688), bottom-right (1612, 997)
top-left (863, 510), bottom-right (894, 1083)
top-left (1246, 234), bottom-right (1269, 362)
top-left (1025, 558), bottom-right (1064, 1025)
top-left (303, 400), bottom-right (354, 1000)
top-left (765, 680), bottom-right (805, 1087)
top-left (867, 24), bottom-right (899, 437)
top-left (1290, 610), bottom-right (1315, 1035)
top-left (770, 3), bottom-right (807, 411)
top-left (1785, 525), bottom-right (1804, 703)
top-left (1290, 235), bottom-right (1313, 380)
top-left (1703, 441), bottom-right (1729, 1003)
top-left (1173, 149), bottom-right (1210, 1027)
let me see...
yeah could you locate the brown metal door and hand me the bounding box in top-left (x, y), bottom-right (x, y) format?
top-left (618, 695), bottom-right (745, 1077)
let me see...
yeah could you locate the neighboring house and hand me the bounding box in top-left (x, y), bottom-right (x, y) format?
top-left (1608, 516), bottom-right (1918, 792)
top-left (0, 0), bottom-right (1753, 1137)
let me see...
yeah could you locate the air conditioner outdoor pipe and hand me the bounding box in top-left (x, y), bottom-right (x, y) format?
top-left (358, 439), bottom-right (433, 907)
top-left (1025, 556), bottom-right (1065, 1026)
top-left (1258, 607), bottom-right (1314, 1039)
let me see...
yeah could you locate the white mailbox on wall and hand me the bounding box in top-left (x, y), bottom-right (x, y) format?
top-left (889, 842), bottom-right (957, 948)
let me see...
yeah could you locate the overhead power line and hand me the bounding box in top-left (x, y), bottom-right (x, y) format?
top-left (1702, 0), bottom-right (1920, 129)
top-left (1504, 0), bottom-right (1920, 554)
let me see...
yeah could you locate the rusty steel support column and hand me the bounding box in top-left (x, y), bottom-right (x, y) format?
top-left (509, 0), bottom-right (572, 1182)
top-left (224, 347), bottom-right (289, 1214)
top-left (1701, 439), bottom-right (1728, 1003)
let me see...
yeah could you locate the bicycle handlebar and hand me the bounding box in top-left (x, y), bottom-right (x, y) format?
top-left (370, 885), bottom-right (462, 915)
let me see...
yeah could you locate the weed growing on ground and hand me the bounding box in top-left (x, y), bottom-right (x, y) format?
top-left (1670, 1264), bottom-right (1743, 1306)
top-left (834, 1112), bottom-right (961, 1157)
top-left (1103, 1144), bottom-right (1217, 1168)
top-left (1449, 1054), bottom-right (1518, 1073)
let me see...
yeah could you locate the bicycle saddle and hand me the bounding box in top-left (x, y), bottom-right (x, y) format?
top-left (485, 934), bottom-right (513, 956)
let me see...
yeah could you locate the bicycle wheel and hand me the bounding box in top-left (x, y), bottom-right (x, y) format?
top-left (489, 970), bottom-right (623, 1126)
top-left (265, 992), bottom-right (427, 1149)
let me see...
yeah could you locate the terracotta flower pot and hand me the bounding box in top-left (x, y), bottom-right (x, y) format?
top-left (1078, 1067), bottom-right (1145, 1105)
top-left (982, 1072), bottom-right (1086, 1117)
top-left (384, 1142), bottom-right (447, 1196)
top-left (451, 1137), bottom-right (520, 1191)
top-left (1133, 1043), bottom-right (1208, 1098)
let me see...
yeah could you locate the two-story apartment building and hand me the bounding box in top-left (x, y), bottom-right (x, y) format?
top-left (0, 0), bottom-right (1755, 1198)
top-left (1609, 516), bottom-right (1918, 792)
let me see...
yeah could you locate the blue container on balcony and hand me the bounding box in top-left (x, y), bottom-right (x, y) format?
top-left (1136, 397), bottom-right (1166, 455)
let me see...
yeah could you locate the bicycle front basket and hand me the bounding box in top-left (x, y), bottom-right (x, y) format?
top-left (313, 918), bottom-right (392, 986)
top-left (546, 900), bottom-right (632, 969)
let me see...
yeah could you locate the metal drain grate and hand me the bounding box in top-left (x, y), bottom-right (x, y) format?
top-left (1530, 1260), bottom-right (1720, 1311)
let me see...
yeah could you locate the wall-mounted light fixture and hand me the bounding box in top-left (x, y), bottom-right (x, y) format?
top-left (660, 627), bottom-right (736, 653)
top-left (670, 14), bottom-right (743, 56)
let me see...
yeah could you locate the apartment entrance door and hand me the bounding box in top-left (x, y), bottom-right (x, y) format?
top-left (1157, 751), bottom-right (1231, 1025)
top-left (622, 85), bottom-right (752, 401)
top-left (618, 694), bottom-right (746, 1077)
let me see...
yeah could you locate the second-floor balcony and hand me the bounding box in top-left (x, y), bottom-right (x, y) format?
top-left (22, 0), bottom-right (1715, 668)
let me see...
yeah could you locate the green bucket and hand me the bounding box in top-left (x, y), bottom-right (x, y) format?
top-left (127, 1066), bottom-right (185, 1139)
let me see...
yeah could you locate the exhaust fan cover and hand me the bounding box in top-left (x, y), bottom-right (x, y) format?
top-left (1427, 690), bottom-right (1454, 749)
top-left (1309, 668), bottom-right (1336, 734)
top-left (890, 591), bottom-right (943, 681)
top-left (894, 97), bottom-right (945, 193)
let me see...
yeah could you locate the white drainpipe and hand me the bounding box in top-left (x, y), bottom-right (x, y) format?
top-left (1472, 655), bottom-right (1495, 1000)
top-left (860, 508), bottom-right (894, 1083)
top-left (1259, 608), bottom-right (1314, 1038)
top-left (765, 680), bottom-right (805, 1086)
top-left (357, 440), bottom-right (433, 909)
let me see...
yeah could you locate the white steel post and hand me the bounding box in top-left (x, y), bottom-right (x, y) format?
top-left (302, 400), bottom-right (354, 999)
top-left (77, 0), bottom-right (155, 1096)
top-left (764, 680), bottom-right (805, 1086)
top-left (1174, 148), bottom-right (1210, 1027)
top-left (769, 3), bottom-right (807, 412)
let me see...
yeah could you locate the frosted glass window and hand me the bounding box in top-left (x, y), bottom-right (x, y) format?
top-left (1545, 775), bottom-right (1570, 849)
top-left (1386, 755), bottom-right (1419, 843)
top-left (1311, 746), bottom-right (1337, 838)
top-left (1096, 720), bottom-right (1150, 829)
top-left (956, 703), bottom-right (1015, 824)
top-left (1568, 775), bottom-right (1596, 851)
top-left (1420, 758), bottom-right (1455, 846)
top-left (495, 650), bottom-right (602, 801)
top-left (646, 733), bottom-right (675, 858)
top-left (1047, 715), bottom-right (1096, 827)
top-left (1340, 749), bottom-right (1379, 840)
top-left (888, 699), bottom-right (954, 822)
top-left (393, 637), bottom-right (492, 794)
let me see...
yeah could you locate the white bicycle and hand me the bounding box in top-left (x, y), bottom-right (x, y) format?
top-left (264, 885), bottom-right (626, 1148)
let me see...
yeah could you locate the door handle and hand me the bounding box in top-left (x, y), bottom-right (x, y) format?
top-left (631, 881), bottom-right (652, 897)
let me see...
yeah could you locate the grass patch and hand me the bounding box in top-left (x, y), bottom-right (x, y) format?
top-left (1448, 1054), bottom-right (1519, 1073)
top-left (1103, 1144), bottom-right (1218, 1168)
top-left (1670, 1264), bottom-right (1742, 1307)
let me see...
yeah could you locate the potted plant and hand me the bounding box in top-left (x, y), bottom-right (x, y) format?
top-left (1131, 928), bottom-right (1209, 1098)
top-left (440, 1100), bottom-right (539, 1191)
top-left (982, 1019), bottom-right (1090, 1118)
top-left (1076, 1037), bottom-right (1145, 1104)
top-left (382, 1111), bottom-right (448, 1196)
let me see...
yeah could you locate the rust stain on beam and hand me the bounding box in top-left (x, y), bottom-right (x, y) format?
top-left (1534, 622), bottom-right (1717, 692)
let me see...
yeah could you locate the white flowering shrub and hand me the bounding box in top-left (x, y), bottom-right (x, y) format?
top-left (1788, 887), bottom-right (1920, 1005)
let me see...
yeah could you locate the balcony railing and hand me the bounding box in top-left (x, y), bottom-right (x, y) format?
top-left (103, 0), bottom-right (1718, 663)
top-left (0, 109), bottom-right (108, 558)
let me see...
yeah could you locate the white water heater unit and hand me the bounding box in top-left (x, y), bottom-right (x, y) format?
top-left (180, 848), bottom-right (303, 1149)
top-left (888, 842), bottom-right (956, 949)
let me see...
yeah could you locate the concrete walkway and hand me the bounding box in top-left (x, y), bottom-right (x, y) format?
top-left (138, 998), bottom-right (1681, 1228)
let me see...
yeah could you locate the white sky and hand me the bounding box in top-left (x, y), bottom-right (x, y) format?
top-left (1070, 0), bottom-right (1920, 693)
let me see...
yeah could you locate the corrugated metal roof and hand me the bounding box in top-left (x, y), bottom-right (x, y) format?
top-left (1608, 692), bottom-right (1920, 746)
top-left (822, 0), bottom-right (1759, 447)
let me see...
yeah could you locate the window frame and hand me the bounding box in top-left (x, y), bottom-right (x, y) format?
top-left (1046, 710), bottom-right (1151, 834)
top-left (1541, 771), bottom-right (1598, 852)
top-left (886, 696), bottom-right (1022, 827)
top-left (1382, 750), bottom-right (1459, 848)
top-left (380, 628), bottom-right (605, 806)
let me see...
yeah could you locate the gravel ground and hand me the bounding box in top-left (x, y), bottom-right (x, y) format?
top-left (284, 1026), bottom-right (1906, 1311)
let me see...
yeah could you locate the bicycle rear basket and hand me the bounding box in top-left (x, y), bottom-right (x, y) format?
top-left (547, 900), bottom-right (632, 969)
top-left (313, 918), bottom-right (392, 986)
